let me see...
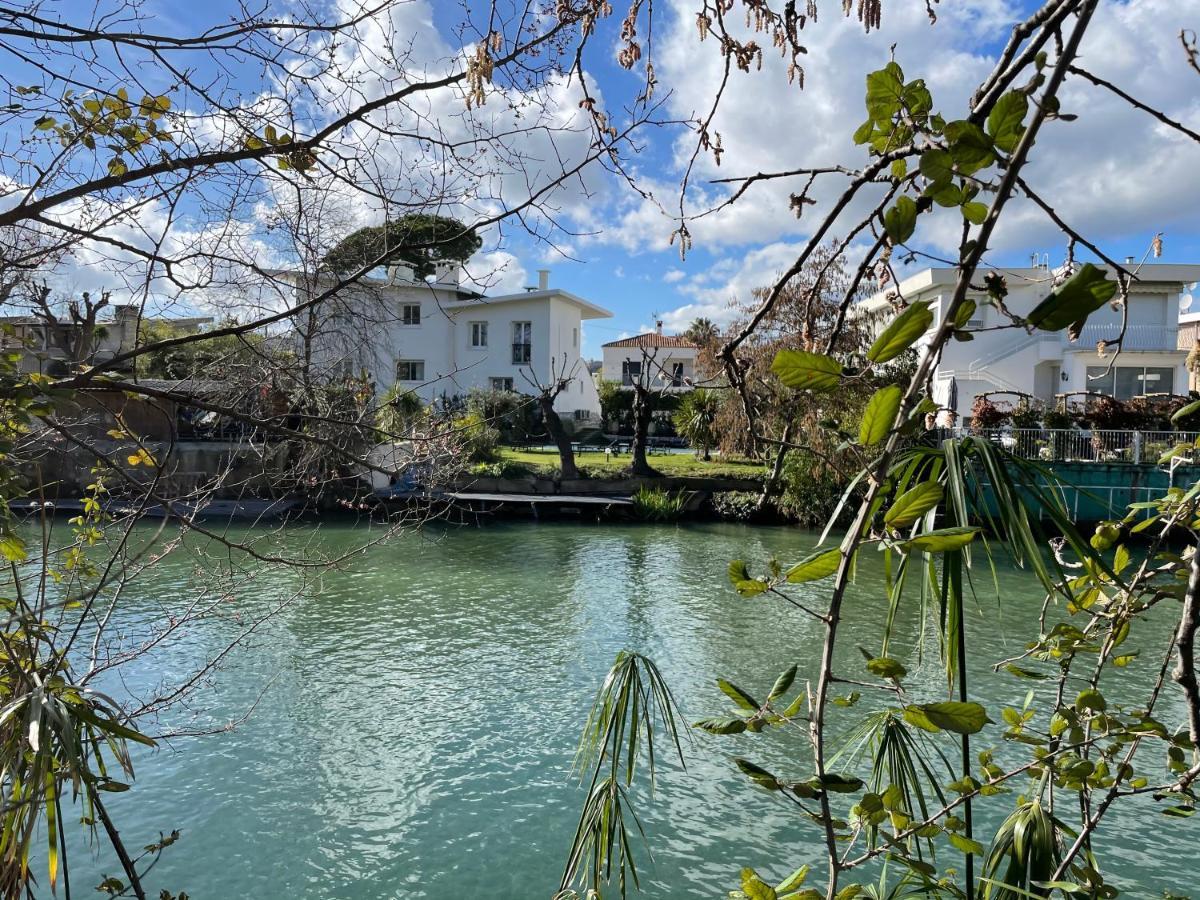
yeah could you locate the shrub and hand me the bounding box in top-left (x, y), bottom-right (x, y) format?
top-left (970, 395), bottom-right (1011, 431)
top-left (377, 385), bottom-right (425, 435)
top-left (452, 410), bottom-right (501, 462)
top-left (465, 389), bottom-right (539, 444)
top-left (1009, 398), bottom-right (1043, 429)
top-left (777, 449), bottom-right (855, 528)
top-left (630, 486), bottom-right (686, 522)
top-left (711, 491), bottom-right (760, 522)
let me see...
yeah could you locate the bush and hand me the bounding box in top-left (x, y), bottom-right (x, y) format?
top-left (467, 460), bottom-right (536, 478)
top-left (970, 395), bottom-right (1011, 430)
top-left (377, 385), bottom-right (425, 435)
top-left (1009, 398), bottom-right (1043, 429)
top-left (777, 449), bottom-right (855, 528)
top-left (465, 389), bottom-right (540, 444)
top-left (630, 487), bottom-right (686, 522)
top-left (711, 491), bottom-right (760, 522)
top-left (452, 410), bottom-right (501, 462)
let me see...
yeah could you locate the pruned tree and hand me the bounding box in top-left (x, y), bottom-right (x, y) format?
top-left (520, 354), bottom-right (582, 480)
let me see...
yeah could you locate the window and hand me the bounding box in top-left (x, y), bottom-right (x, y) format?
top-left (572, 327), bottom-right (578, 348)
top-left (670, 362), bottom-right (684, 387)
top-left (1086, 365), bottom-right (1174, 400)
top-left (490, 377), bottom-right (514, 392)
top-left (401, 304), bottom-right (421, 326)
top-left (512, 321), bottom-right (531, 364)
top-left (621, 360), bottom-right (641, 386)
top-left (396, 359), bottom-right (425, 382)
top-left (470, 321), bottom-right (488, 348)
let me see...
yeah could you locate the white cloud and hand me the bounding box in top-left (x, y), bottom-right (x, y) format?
top-left (592, 0), bottom-right (1200, 266)
top-left (662, 268), bottom-right (686, 283)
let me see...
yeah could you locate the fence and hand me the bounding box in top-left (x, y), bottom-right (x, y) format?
top-left (962, 428), bottom-right (1200, 464)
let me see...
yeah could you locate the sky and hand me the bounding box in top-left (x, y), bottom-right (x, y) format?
top-left (12, 0), bottom-right (1200, 359)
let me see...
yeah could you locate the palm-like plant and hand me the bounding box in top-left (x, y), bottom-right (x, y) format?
top-left (672, 389), bottom-right (720, 460)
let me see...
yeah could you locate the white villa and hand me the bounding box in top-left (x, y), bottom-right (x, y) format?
top-left (293, 265), bottom-right (612, 420)
top-left (860, 263), bottom-right (1200, 421)
top-left (601, 323), bottom-right (699, 389)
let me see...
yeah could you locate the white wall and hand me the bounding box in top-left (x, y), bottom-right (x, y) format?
top-left (601, 344), bottom-right (699, 388)
top-left (912, 276), bottom-right (1192, 418)
top-left (298, 277), bottom-right (605, 416)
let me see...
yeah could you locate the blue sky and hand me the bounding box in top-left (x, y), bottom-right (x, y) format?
top-left (12, 0), bottom-right (1200, 359)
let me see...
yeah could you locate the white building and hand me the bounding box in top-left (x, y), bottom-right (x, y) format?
top-left (601, 323), bottom-right (699, 390)
top-left (860, 263), bottom-right (1200, 420)
top-left (294, 265), bottom-right (611, 419)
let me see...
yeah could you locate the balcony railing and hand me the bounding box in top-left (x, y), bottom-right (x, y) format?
top-left (961, 428), bottom-right (1200, 464)
top-left (511, 342), bottom-right (531, 365)
top-left (1067, 323), bottom-right (1178, 352)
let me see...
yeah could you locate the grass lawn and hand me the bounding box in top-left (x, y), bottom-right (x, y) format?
top-left (496, 447), bottom-right (765, 480)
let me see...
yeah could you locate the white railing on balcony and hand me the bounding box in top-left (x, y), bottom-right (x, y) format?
top-left (1068, 323), bottom-right (1177, 352)
top-left (960, 428), bottom-right (1200, 464)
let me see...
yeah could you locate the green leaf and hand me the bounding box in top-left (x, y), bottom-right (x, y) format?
top-left (736, 758), bottom-right (782, 790)
top-left (904, 701), bottom-right (992, 735)
top-left (948, 832), bottom-right (985, 855)
top-left (961, 201), bottom-right (988, 225)
top-left (768, 665), bottom-right (798, 703)
top-left (777, 865), bottom-right (810, 893)
top-left (987, 91), bottom-right (1029, 153)
top-left (953, 298), bottom-right (977, 329)
top-left (1172, 398), bottom-right (1200, 423)
top-left (883, 196), bottom-right (918, 244)
top-left (742, 867), bottom-right (779, 900)
top-left (853, 119), bottom-right (875, 145)
top-left (816, 773), bottom-right (865, 793)
top-left (919, 148), bottom-right (954, 187)
top-left (771, 349), bottom-right (842, 391)
top-left (718, 679), bottom-right (760, 711)
top-left (943, 119), bottom-right (995, 173)
top-left (785, 547), bottom-right (842, 583)
top-left (866, 657), bottom-right (907, 680)
top-left (1075, 688), bottom-right (1107, 713)
top-left (728, 559), bottom-right (768, 597)
top-left (1026, 263), bottom-right (1119, 332)
top-left (0, 531), bottom-right (27, 562)
top-left (868, 301), bottom-right (933, 363)
top-left (900, 525), bottom-right (980, 553)
top-left (884, 480), bottom-right (943, 529)
top-left (693, 716), bottom-right (747, 735)
top-left (865, 62), bottom-right (905, 123)
top-left (859, 385), bottom-right (902, 446)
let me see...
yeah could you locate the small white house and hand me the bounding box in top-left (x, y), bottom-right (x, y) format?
top-left (292, 266), bottom-right (611, 419)
top-left (601, 323), bottom-right (699, 390)
top-left (860, 263), bottom-right (1200, 420)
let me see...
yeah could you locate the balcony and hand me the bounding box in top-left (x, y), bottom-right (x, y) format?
top-left (1065, 323), bottom-right (1178, 352)
top-left (511, 342), bottom-right (531, 365)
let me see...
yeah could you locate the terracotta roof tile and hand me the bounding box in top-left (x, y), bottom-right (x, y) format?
top-left (601, 332), bottom-right (697, 349)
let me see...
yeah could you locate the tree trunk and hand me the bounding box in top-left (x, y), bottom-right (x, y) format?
top-left (539, 395), bottom-right (579, 480)
top-left (630, 385), bottom-right (659, 477)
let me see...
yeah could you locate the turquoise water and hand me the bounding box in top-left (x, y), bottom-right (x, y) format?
top-left (38, 521), bottom-right (1196, 897)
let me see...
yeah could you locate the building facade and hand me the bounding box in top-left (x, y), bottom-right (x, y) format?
top-left (600, 324), bottom-right (699, 390)
top-left (860, 263), bottom-right (1200, 420)
top-left (295, 266), bottom-right (611, 419)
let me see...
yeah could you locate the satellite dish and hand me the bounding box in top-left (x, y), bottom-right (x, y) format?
top-left (1183, 293), bottom-right (1195, 312)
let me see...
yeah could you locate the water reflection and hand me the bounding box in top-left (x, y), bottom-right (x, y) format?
top-left (49, 521), bottom-right (1193, 899)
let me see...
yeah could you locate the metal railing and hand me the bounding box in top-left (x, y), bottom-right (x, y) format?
top-left (1069, 323), bottom-right (1177, 351)
top-left (963, 428), bottom-right (1200, 464)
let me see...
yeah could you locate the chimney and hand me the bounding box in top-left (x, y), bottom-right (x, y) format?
top-left (538, 269), bottom-right (550, 290)
top-left (655, 320), bottom-right (663, 335)
top-left (434, 263), bottom-right (460, 286)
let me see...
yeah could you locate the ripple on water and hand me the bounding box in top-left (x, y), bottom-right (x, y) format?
top-left (47, 521), bottom-right (1196, 899)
